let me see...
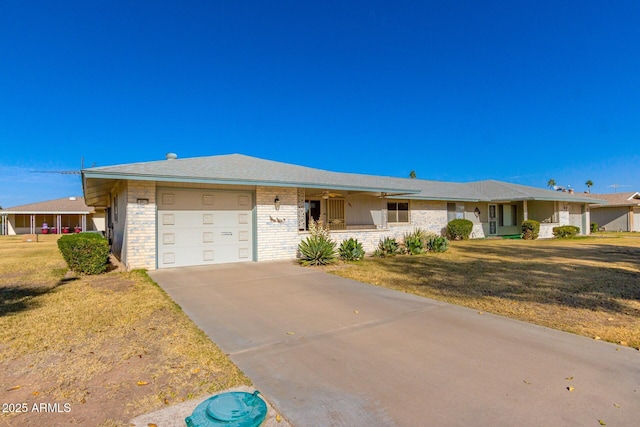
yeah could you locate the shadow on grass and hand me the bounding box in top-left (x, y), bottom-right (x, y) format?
top-left (353, 241), bottom-right (640, 315)
top-left (0, 276), bottom-right (78, 317)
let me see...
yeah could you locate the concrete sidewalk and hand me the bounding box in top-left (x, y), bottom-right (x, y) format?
top-left (149, 261), bottom-right (640, 426)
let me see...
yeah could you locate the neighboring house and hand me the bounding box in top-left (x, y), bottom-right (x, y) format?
top-left (0, 197), bottom-right (106, 236)
top-left (586, 192), bottom-right (640, 232)
top-left (81, 154), bottom-right (601, 270)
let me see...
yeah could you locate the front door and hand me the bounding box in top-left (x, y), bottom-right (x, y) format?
top-left (305, 200), bottom-right (321, 229)
top-left (488, 204), bottom-right (497, 235)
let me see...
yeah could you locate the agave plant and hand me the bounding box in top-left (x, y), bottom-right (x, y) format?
top-left (377, 237), bottom-right (399, 257)
top-left (298, 235), bottom-right (337, 265)
top-left (426, 236), bottom-right (449, 253)
top-left (339, 238), bottom-right (365, 261)
top-left (403, 234), bottom-right (424, 255)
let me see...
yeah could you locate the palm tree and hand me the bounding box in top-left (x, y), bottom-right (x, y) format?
top-left (409, 170), bottom-right (417, 179)
top-left (547, 179), bottom-right (556, 190)
top-left (585, 180), bottom-right (594, 193)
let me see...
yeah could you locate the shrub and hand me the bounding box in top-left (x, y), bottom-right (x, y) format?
top-left (375, 237), bottom-right (400, 257)
top-left (402, 232), bottom-right (424, 255)
top-left (403, 228), bottom-right (436, 254)
top-left (298, 236), bottom-right (337, 265)
top-left (426, 235), bottom-right (449, 253)
top-left (521, 220), bottom-right (540, 240)
top-left (590, 222), bottom-right (599, 233)
top-left (57, 233), bottom-right (110, 275)
top-left (553, 225), bottom-right (580, 238)
top-left (446, 219), bottom-right (473, 240)
top-left (339, 238), bottom-right (365, 261)
top-left (298, 219), bottom-right (337, 265)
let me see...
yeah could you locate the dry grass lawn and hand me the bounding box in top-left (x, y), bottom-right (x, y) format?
top-left (0, 235), bottom-right (250, 426)
top-left (332, 236), bottom-right (640, 350)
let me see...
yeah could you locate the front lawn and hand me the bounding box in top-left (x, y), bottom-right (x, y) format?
top-left (0, 236), bottom-right (250, 426)
top-left (332, 237), bottom-right (640, 349)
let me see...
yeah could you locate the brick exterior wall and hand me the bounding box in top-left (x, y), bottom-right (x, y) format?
top-left (255, 186), bottom-right (300, 261)
top-left (124, 181), bottom-right (157, 270)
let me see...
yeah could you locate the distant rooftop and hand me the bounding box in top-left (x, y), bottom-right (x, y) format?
top-left (1, 197), bottom-right (95, 213)
top-left (584, 192), bottom-right (640, 207)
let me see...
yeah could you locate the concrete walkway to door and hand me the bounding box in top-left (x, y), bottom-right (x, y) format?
top-left (149, 261), bottom-right (640, 427)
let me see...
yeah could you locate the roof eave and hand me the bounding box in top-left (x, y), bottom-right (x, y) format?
top-left (0, 210), bottom-right (93, 214)
top-left (388, 195), bottom-right (481, 202)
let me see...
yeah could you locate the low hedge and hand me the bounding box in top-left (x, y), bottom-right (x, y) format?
top-left (521, 220), bottom-right (540, 240)
top-left (57, 233), bottom-right (110, 274)
top-left (553, 225), bottom-right (580, 238)
top-left (446, 219), bottom-right (473, 240)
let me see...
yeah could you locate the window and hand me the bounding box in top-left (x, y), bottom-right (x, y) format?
top-left (387, 201), bottom-right (409, 223)
top-left (448, 203), bottom-right (465, 221)
top-left (447, 203), bottom-right (456, 222)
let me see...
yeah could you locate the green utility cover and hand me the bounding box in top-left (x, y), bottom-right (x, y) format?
top-left (185, 391), bottom-right (268, 427)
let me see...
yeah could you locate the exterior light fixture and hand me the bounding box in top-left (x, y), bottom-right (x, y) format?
top-left (274, 196), bottom-right (280, 210)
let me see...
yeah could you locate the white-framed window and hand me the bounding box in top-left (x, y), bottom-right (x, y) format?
top-left (387, 201), bottom-right (409, 223)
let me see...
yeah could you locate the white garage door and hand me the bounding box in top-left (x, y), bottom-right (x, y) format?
top-left (634, 207), bottom-right (640, 232)
top-left (157, 188), bottom-right (253, 268)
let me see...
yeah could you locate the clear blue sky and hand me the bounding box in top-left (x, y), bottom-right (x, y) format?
top-left (1, 1), bottom-right (639, 208)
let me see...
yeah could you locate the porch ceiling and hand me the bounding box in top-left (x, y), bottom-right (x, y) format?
top-left (83, 177), bottom-right (118, 207)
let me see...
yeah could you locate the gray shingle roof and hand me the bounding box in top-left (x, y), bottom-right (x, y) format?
top-left (82, 154), bottom-right (605, 204)
top-left (1, 197), bottom-right (94, 213)
top-left (85, 154), bottom-right (419, 194)
top-left (464, 180), bottom-right (602, 204)
top-left (583, 192), bottom-right (640, 206)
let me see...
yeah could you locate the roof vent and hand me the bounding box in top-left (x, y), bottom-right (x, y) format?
top-left (166, 153), bottom-right (178, 160)
top-left (69, 197), bottom-right (77, 201)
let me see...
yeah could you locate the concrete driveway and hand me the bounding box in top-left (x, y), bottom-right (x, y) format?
top-left (149, 261), bottom-right (639, 426)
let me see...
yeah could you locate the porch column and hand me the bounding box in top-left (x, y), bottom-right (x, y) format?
top-left (82, 214), bottom-right (87, 231)
top-left (30, 214), bottom-right (35, 234)
top-left (381, 198), bottom-right (388, 229)
top-left (57, 215), bottom-right (62, 234)
top-left (523, 200), bottom-right (528, 221)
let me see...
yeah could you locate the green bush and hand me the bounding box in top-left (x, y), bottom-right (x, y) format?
top-left (521, 220), bottom-right (540, 240)
top-left (375, 237), bottom-right (400, 257)
top-left (402, 232), bottom-right (424, 255)
top-left (590, 222), bottom-right (599, 233)
top-left (446, 219), bottom-right (473, 240)
top-left (553, 225), bottom-right (580, 238)
top-left (339, 238), bottom-right (365, 261)
top-left (426, 235), bottom-right (449, 253)
top-left (57, 233), bottom-right (110, 275)
top-left (298, 219), bottom-right (337, 265)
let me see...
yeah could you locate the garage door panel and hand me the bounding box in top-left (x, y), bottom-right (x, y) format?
top-left (158, 190), bottom-right (251, 211)
top-left (157, 189), bottom-right (254, 268)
